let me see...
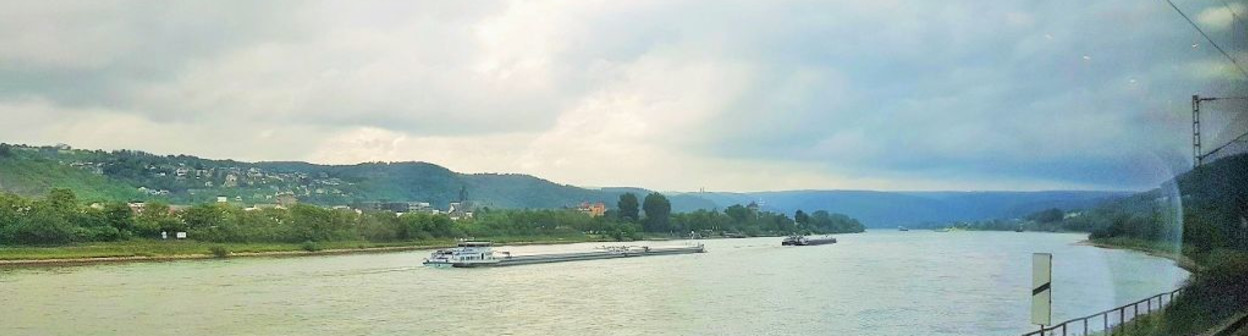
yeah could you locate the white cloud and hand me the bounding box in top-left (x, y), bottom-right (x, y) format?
top-left (1197, 3), bottom-right (1245, 31)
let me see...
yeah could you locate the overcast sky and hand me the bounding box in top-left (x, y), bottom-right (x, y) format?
top-left (1, 0), bottom-right (1245, 192)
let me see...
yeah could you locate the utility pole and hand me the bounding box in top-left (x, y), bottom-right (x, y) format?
top-left (1193, 95), bottom-right (1202, 168)
top-left (1192, 95), bottom-right (1248, 168)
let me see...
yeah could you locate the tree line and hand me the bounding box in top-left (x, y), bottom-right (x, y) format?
top-left (0, 189), bottom-right (865, 246)
top-left (611, 192), bottom-right (865, 236)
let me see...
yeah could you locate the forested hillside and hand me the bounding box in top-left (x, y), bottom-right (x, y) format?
top-left (990, 153), bottom-right (1248, 336)
top-left (0, 144), bottom-right (652, 209)
top-left (0, 143), bottom-right (1124, 226)
top-left (0, 147), bottom-right (141, 201)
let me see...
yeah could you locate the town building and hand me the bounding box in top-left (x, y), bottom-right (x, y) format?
top-left (448, 202), bottom-right (473, 220)
top-left (577, 202), bottom-right (607, 217)
top-left (350, 201), bottom-right (433, 213)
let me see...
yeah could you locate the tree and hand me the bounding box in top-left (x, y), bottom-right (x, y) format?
top-left (794, 210), bottom-right (809, 231)
top-left (642, 192), bottom-right (671, 232)
top-left (359, 212), bottom-right (401, 242)
top-left (46, 188), bottom-right (78, 211)
top-left (182, 203), bottom-right (228, 230)
top-left (617, 193), bottom-right (640, 222)
top-left (102, 202), bottom-right (135, 234)
top-left (725, 204), bottom-right (751, 225)
top-left (137, 202), bottom-right (184, 234)
top-left (6, 200), bottom-right (76, 244)
top-left (1027, 208), bottom-right (1065, 223)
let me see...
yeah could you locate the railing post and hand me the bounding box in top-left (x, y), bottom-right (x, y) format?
top-left (1104, 312), bottom-right (1109, 334)
top-left (1123, 307), bottom-right (1133, 332)
top-left (1024, 290), bottom-right (1182, 336)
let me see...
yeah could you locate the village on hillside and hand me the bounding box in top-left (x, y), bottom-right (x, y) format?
top-left (3, 143), bottom-right (618, 221)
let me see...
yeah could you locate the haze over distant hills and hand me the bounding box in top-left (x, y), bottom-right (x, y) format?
top-left (0, 143), bottom-right (1128, 228)
top-left (688, 190), bottom-right (1129, 227)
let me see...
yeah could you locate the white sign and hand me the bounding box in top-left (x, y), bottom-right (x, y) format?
top-left (176, 232), bottom-right (187, 239)
top-left (1031, 253), bottom-right (1052, 326)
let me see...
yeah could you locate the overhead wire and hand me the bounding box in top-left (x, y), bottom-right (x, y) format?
top-left (1166, 0), bottom-right (1248, 78)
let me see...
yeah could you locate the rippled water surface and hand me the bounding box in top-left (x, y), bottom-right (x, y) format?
top-left (0, 231), bottom-right (1188, 335)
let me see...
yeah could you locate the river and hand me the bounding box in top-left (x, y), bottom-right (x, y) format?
top-left (0, 231), bottom-right (1188, 335)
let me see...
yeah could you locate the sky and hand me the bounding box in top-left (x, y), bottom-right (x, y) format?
top-left (0, 0), bottom-right (1245, 192)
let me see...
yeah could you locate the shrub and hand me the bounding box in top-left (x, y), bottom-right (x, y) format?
top-left (413, 230), bottom-right (434, 241)
top-left (300, 240), bottom-right (322, 252)
top-left (209, 245), bottom-right (229, 258)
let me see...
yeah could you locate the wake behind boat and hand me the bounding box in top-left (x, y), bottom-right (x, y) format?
top-left (422, 241), bottom-right (705, 268)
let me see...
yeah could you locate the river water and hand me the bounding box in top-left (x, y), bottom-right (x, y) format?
top-left (0, 231), bottom-right (1188, 335)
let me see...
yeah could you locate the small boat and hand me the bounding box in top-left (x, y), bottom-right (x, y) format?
top-left (898, 226), bottom-right (910, 231)
top-left (781, 235), bottom-right (837, 246)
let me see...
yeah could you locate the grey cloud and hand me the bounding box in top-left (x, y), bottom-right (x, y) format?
top-left (674, 0), bottom-right (1245, 189)
top-left (0, 0), bottom-right (1243, 191)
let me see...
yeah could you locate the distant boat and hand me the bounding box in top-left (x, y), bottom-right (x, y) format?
top-left (898, 226), bottom-right (909, 231)
top-left (1015, 226), bottom-right (1024, 232)
top-left (935, 227), bottom-right (951, 232)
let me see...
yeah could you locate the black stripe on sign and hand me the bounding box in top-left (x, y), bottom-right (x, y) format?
top-left (1032, 282), bottom-right (1051, 296)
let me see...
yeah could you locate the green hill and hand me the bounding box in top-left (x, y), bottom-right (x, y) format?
top-left (0, 144), bottom-right (695, 210)
top-left (0, 147), bottom-right (141, 202)
top-left (0, 143), bottom-right (1126, 225)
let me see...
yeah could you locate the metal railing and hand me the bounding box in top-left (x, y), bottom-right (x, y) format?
top-left (1021, 288), bottom-right (1185, 336)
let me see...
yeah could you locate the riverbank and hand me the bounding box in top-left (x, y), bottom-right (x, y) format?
top-left (0, 235), bottom-right (615, 267)
top-left (1085, 237), bottom-right (1248, 336)
top-left (0, 233), bottom-right (774, 267)
top-left (1081, 237), bottom-right (1201, 272)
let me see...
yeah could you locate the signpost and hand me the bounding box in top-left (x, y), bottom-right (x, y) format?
top-left (1032, 253), bottom-right (1053, 330)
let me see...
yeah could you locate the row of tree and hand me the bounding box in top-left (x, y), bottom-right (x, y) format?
top-left (0, 188), bottom-right (462, 245)
top-left (0, 189), bottom-right (866, 246)
top-left (613, 192), bottom-right (865, 236)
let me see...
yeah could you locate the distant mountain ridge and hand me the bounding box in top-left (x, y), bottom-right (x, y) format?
top-left (687, 189), bottom-right (1130, 227)
top-left (0, 143), bottom-right (1127, 227)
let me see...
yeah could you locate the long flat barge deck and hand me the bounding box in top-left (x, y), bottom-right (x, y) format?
top-left (491, 245), bottom-right (705, 267)
top-left (423, 242), bottom-right (705, 268)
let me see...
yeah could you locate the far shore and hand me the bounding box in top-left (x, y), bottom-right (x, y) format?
top-left (0, 234), bottom-right (784, 268)
top-left (0, 244), bottom-right (438, 267)
top-left (0, 236), bottom-right (614, 268)
top-left (1078, 238), bottom-right (1201, 272)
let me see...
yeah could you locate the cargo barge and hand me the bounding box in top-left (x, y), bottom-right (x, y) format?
top-left (781, 235), bottom-right (837, 246)
top-left (422, 241), bottom-right (705, 268)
